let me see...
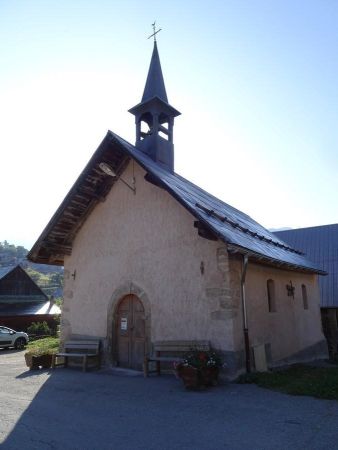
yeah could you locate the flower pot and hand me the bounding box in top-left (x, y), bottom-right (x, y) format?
top-left (25, 353), bottom-right (53, 370)
top-left (176, 365), bottom-right (201, 389)
top-left (200, 367), bottom-right (219, 386)
top-left (176, 365), bottom-right (220, 389)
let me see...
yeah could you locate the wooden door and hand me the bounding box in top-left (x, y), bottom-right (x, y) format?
top-left (115, 294), bottom-right (146, 370)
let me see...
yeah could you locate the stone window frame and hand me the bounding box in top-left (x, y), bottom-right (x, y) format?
top-left (267, 279), bottom-right (276, 313)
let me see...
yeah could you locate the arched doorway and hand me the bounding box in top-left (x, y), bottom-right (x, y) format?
top-left (115, 294), bottom-right (146, 370)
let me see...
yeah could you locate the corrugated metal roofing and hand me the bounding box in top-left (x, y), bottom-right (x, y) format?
top-left (274, 224), bottom-right (338, 307)
top-left (0, 295), bottom-right (47, 303)
top-left (109, 131), bottom-right (324, 274)
top-left (0, 301), bottom-right (61, 316)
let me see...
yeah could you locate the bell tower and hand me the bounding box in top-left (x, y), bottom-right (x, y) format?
top-left (129, 39), bottom-right (180, 172)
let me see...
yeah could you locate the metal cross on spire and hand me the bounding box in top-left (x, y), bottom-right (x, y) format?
top-left (147, 21), bottom-right (162, 42)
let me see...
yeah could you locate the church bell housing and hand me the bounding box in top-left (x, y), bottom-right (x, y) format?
top-left (129, 41), bottom-right (180, 172)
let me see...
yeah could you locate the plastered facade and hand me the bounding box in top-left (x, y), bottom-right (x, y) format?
top-left (61, 161), bottom-right (326, 373)
top-left (231, 260), bottom-right (325, 367)
top-left (62, 162), bottom-right (237, 359)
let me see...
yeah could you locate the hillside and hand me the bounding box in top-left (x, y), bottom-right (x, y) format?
top-left (0, 241), bottom-right (63, 298)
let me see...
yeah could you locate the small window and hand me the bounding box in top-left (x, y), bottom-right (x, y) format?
top-left (302, 284), bottom-right (308, 310)
top-left (267, 279), bottom-right (276, 312)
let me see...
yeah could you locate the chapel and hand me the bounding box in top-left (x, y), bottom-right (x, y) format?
top-left (28, 40), bottom-right (326, 377)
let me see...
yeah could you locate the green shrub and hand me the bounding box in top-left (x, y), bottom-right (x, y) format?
top-left (27, 321), bottom-right (52, 336)
top-left (26, 337), bottom-right (60, 356)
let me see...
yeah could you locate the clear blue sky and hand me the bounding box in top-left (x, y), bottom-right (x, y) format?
top-left (1, 0), bottom-right (337, 249)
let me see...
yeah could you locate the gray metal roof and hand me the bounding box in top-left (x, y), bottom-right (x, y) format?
top-left (0, 301), bottom-right (61, 316)
top-left (27, 129), bottom-right (325, 274)
top-left (0, 266), bottom-right (14, 280)
top-left (274, 225), bottom-right (338, 307)
top-left (109, 131), bottom-right (324, 274)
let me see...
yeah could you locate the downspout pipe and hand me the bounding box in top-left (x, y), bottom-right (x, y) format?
top-left (240, 254), bottom-right (250, 373)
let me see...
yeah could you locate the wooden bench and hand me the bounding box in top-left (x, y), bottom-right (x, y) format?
top-left (143, 340), bottom-right (210, 377)
top-left (51, 340), bottom-right (101, 372)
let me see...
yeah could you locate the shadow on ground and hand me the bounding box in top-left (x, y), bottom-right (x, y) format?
top-left (0, 348), bottom-right (25, 355)
top-left (3, 360), bottom-right (338, 450)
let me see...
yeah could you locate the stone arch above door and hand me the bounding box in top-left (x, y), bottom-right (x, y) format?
top-left (107, 281), bottom-right (151, 366)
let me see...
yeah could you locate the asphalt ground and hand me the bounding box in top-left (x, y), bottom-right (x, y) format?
top-left (1, 349), bottom-right (338, 450)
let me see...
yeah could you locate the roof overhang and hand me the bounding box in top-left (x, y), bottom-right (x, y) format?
top-left (226, 244), bottom-right (328, 275)
top-left (128, 96), bottom-right (181, 118)
top-left (28, 133), bottom-right (130, 265)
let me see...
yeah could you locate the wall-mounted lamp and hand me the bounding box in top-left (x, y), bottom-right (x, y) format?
top-left (99, 162), bottom-right (136, 194)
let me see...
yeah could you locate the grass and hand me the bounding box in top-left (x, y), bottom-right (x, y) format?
top-left (237, 364), bottom-right (338, 400)
top-left (26, 336), bottom-right (60, 355)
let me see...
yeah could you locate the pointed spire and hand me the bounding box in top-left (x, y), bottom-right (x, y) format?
top-left (142, 41), bottom-right (168, 103)
top-left (129, 38), bottom-right (180, 172)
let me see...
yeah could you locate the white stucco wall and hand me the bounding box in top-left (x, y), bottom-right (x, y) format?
top-left (62, 162), bottom-right (236, 352)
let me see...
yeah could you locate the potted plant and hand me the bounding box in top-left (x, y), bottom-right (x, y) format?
top-left (24, 337), bottom-right (59, 370)
top-left (174, 349), bottom-right (223, 389)
top-left (25, 351), bottom-right (53, 370)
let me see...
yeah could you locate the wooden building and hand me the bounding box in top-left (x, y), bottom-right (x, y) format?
top-left (0, 265), bottom-right (60, 331)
